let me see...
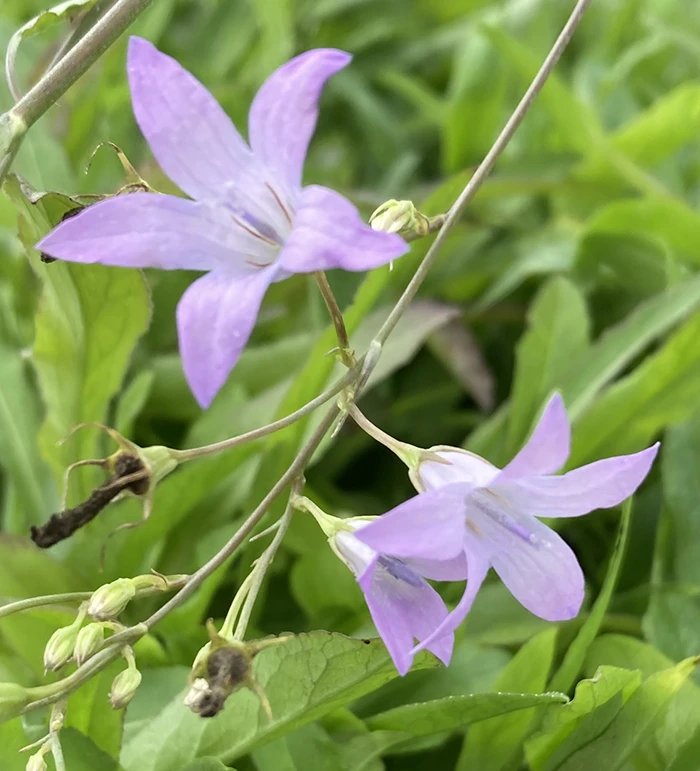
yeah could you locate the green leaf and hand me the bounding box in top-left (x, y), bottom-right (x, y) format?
top-left (114, 369), bottom-right (155, 437)
top-left (61, 727), bottom-right (122, 771)
top-left (467, 276), bottom-right (700, 463)
top-left (549, 500), bottom-right (633, 693)
top-left (182, 761), bottom-right (233, 771)
top-left (457, 628), bottom-right (558, 771)
top-left (561, 275), bottom-right (700, 421)
top-left (660, 416), bottom-right (700, 583)
top-left (5, 1), bottom-right (99, 98)
top-left (3, 175), bottom-right (151, 506)
top-left (506, 276), bottom-right (589, 456)
top-left (569, 311), bottom-right (700, 465)
top-left (526, 666), bottom-right (642, 771)
top-left (366, 691), bottom-right (568, 738)
top-left (531, 657), bottom-right (697, 771)
top-left (586, 199), bottom-right (700, 264)
top-left (585, 636), bottom-right (700, 767)
top-left (120, 632), bottom-right (437, 770)
top-left (0, 342), bottom-right (55, 531)
top-left (251, 723), bottom-right (344, 771)
top-left (580, 83), bottom-right (700, 176)
top-left (0, 717), bottom-right (30, 771)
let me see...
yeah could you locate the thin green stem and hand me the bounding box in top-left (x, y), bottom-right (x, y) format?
top-left (348, 403), bottom-right (418, 465)
top-left (143, 405), bottom-right (340, 631)
top-left (313, 271), bottom-right (354, 366)
top-left (219, 572), bottom-right (255, 639)
top-left (0, 592), bottom-right (93, 619)
top-left (233, 480), bottom-right (301, 641)
top-left (170, 367), bottom-right (355, 463)
top-left (370, 0), bottom-right (593, 350)
top-left (11, 0), bottom-right (153, 130)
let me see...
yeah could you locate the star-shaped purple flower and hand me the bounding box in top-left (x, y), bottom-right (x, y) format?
top-left (355, 393), bottom-right (659, 655)
top-left (37, 38), bottom-right (407, 407)
top-left (331, 522), bottom-right (465, 674)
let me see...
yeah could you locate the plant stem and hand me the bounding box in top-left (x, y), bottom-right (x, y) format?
top-left (11, 0), bottom-right (153, 131)
top-left (143, 405), bottom-right (339, 630)
top-left (171, 367), bottom-right (355, 462)
top-left (313, 271), bottom-right (354, 366)
top-left (219, 572), bottom-right (255, 639)
top-left (348, 404), bottom-right (418, 464)
top-left (370, 0), bottom-right (593, 350)
top-left (0, 592), bottom-right (93, 619)
top-left (49, 731), bottom-right (66, 771)
top-left (233, 480), bottom-right (301, 641)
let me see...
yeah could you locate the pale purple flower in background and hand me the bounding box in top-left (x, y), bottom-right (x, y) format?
top-left (38, 37), bottom-right (407, 408)
top-left (356, 393), bottom-right (659, 655)
top-left (330, 520), bottom-right (467, 674)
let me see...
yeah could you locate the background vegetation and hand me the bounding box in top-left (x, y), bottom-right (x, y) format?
top-left (2, 0), bottom-right (700, 768)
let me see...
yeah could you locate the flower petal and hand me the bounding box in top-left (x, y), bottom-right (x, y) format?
top-left (359, 556), bottom-right (453, 675)
top-left (37, 193), bottom-right (271, 271)
top-left (410, 554), bottom-right (489, 655)
top-left (248, 49), bottom-right (352, 191)
top-left (466, 494), bottom-right (584, 621)
top-left (176, 266), bottom-right (278, 408)
top-left (494, 444), bottom-right (659, 518)
top-left (412, 447), bottom-right (500, 492)
top-left (127, 37), bottom-right (290, 234)
top-left (499, 393), bottom-right (570, 481)
top-left (128, 37), bottom-right (256, 202)
top-left (279, 185), bottom-right (408, 274)
top-left (355, 483), bottom-right (474, 562)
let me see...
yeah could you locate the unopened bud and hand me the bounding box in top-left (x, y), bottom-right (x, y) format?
top-left (0, 682), bottom-right (33, 722)
top-left (110, 666), bottom-right (142, 709)
top-left (88, 578), bottom-right (136, 620)
top-left (44, 624), bottom-right (81, 672)
top-left (369, 199), bottom-right (430, 239)
top-left (25, 747), bottom-right (49, 771)
top-left (74, 623), bottom-right (105, 665)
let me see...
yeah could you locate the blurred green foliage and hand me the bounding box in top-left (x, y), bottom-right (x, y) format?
top-left (2, 0), bottom-right (700, 768)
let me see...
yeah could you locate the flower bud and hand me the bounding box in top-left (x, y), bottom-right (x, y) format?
top-left (110, 666), bottom-right (142, 709)
top-left (25, 748), bottom-right (49, 771)
top-left (88, 578), bottom-right (136, 620)
top-left (74, 623), bottom-right (105, 665)
top-left (369, 199), bottom-right (430, 239)
top-left (0, 682), bottom-right (33, 722)
top-left (43, 624), bottom-right (81, 672)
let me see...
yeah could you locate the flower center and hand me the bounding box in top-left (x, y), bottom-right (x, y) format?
top-left (470, 489), bottom-right (540, 545)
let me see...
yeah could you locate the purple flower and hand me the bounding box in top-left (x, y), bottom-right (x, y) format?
top-left (330, 521), bottom-right (467, 674)
top-left (37, 38), bottom-right (407, 408)
top-left (356, 393), bottom-right (659, 655)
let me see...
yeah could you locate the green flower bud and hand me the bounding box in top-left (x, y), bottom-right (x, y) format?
top-left (74, 623), bottom-right (105, 665)
top-left (110, 666), bottom-right (142, 709)
top-left (369, 199), bottom-right (433, 240)
top-left (0, 682), bottom-right (33, 722)
top-left (43, 624), bottom-right (81, 672)
top-left (88, 578), bottom-right (136, 620)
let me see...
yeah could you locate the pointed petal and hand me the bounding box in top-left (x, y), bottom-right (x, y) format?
top-left (494, 444), bottom-right (659, 518)
top-left (413, 447), bottom-right (499, 492)
top-left (176, 267), bottom-right (277, 408)
top-left (248, 49), bottom-right (351, 190)
top-left (279, 185), bottom-right (408, 274)
top-left (359, 557), bottom-right (453, 675)
top-left (411, 554), bottom-right (489, 655)
top-left (355, 483), bottom-right (474, 562)
top-left (37, 193), bottom-right (271, 271)
top-left (466, 494), bottom-right (584, 621)
top-left (500, 393), bottom-right (570, 481)
top-left (128, 37), bottom-right (260, 204)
